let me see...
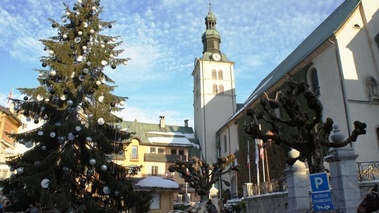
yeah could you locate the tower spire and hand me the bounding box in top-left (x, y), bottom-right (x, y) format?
top-left (209, 0), bottom-right (212, 12)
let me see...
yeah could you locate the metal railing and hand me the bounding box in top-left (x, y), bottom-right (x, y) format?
top-left (357, 161), bottom-right (379, 181)
top-left (244, 178), bottom-right (287, 196)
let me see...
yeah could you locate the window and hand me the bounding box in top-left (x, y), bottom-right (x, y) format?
top-left (218, 70), bottom-right (223, 80)
top-left (150, 193), bottom-right (160, 209)
top-left (150, 147), bottom-right (156, 153)
top-left (212, 69), bottom-right (217, 79)
top-left (377, 127), bottom-right (379, 147)
top-left (375, 33), bottom-right (379, 49)
top-left (151, 166), bottom-right (159, 176)
top-left (366, 76), bottom-right (379, 100)
top-left (213, 84), bottom-right (218, 94)
top-left (308, 67), bottom-right (320, 96)
top-left (178, 149), bottom-right (184, 155)
top-left (22, 123), bottom-right (28, 129)
top-left (171, 148), bottom-right (177, 155)
top-left (158, 148), bottom-right (164, 154)
top-left (224, 135), bottom-right (227, 152)
top-left (219, 84), bottom-right (224, 94)
top-left (131, 146), bottom-right (138, 160)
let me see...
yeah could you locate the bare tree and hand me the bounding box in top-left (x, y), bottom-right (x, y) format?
top-left (245, 78), bottom-right (366, 174)
top-left (169, 154), bottom-right (239, 201)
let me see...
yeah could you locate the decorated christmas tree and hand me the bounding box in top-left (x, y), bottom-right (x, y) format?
top-left (2, 0), bottom-right (151, 212)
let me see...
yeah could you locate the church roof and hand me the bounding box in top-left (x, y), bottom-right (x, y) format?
top-left (244, 0), bottom-right (359, 108)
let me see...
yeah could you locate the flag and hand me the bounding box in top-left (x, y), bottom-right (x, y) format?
top-left (7, 88), bottom-right (13, 104)
top-left (255, 139), bottom-right (259, 165)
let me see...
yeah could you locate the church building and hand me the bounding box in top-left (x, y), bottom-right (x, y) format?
top-left (193, 0), bottom-right (379, 198)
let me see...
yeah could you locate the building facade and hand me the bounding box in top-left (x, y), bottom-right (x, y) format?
top-left (116, 117), bottom-right (200, 213)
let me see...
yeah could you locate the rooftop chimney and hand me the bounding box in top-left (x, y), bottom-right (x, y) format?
top-left (184, 119), bottom-right (189, 127)
top-left (159, 116), bottom-right (165, 128)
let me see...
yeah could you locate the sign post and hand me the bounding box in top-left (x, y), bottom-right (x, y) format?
top-left (309, 172), bottom-right (334, 211)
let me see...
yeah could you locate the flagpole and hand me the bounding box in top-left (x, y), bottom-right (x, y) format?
top-left (255, 139), bottom-right (260, 194)
top-left (247, 140), bottom-right (251, 183)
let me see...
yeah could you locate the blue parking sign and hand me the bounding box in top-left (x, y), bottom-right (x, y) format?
top-left (309, 172), bottom-right (330, 192)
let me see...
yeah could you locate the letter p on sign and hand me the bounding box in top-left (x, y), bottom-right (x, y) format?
top-left (309, 172), bottom-right (330, 192)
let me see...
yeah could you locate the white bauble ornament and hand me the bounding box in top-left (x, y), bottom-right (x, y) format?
top-left (50, 70), bottom-right (57, 76)
top-left (101, 60), bottom-right (107, 65)
top-left (78, 31), bottom-right (83, 36)
top-left (83, 22), bottom-right (88, 28)
top-left (123, 60), bottom-right (128, 65)
top-left (37, 95), bottom-right (44, 101)
top-left (25, 141), bottom-right (33, 148)
top-left (89, 158), bottom-right (96, 165)
top-left (49, 50), bottom-right (54, 55)
top-left (86, 136), bottom-right (92, 142)
top-left (92, 6), bottom-right (97, 11)
top-left (101, 165), bottom-right (107, 171)
top-left (41, 178), bottom-right (50, 188)
top-left (96, 80), bottom-right (101, 86)
top-left (17, 167), bottom-right (24, 174)
top-left (65, 11), bottom-right (70, 16)
top-left (77, 55), bottom-right (83, 62)
top-left (98, 96), bottom-right (104, 102)
top-left (63, 34), bottom-right (68, 39)
top-left (119, 100), bottom-right (125, 106)
top-left (38, 130), bottom-right (44, 136)
top-left (67, 100), bottom-right (73, 106)
top-left (103, 186), bottom-right (110, 194)
top-left (97, 118), bottom-right (105, 125)
top-left (90, 29), bottom-right (95, 34)
top-left (111, 37), bottom-right (116, 42)
top-left (101, 44), bottom-right (105, 48)
top-left (82, 46), bottom-right (87, 50)
top-left (50, 132), bottom-right (56, 138)
top-left (67, 132), bottom-right (75, 141)
top-left (60, 95), bottom-right (67, 101)
top-left (75, 126), bottom-right (81, 131)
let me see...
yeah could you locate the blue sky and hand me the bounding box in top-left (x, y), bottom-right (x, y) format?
top-left (0, 0), bottom-right (344, 127)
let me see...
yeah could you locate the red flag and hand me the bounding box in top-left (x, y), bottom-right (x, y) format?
top-left (7, 89), bottom-right (13, 104)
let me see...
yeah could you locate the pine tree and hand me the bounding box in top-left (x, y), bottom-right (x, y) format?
top-left (2, 0), bottom-right (151, 212)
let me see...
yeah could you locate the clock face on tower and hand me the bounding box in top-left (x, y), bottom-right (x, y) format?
top-left (212, 53), bottom-right (221, 61)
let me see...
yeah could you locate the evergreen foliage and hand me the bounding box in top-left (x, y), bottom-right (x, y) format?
top-left (2, 0), bottom-right (151, 212)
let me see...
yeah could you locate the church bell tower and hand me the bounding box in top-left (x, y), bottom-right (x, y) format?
top-left (192, 3), bottom-right (236, 164)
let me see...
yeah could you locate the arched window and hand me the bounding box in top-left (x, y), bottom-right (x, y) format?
top-left (308, 67), bottom-right (320, 96)
top-left (218, 70), bottom-right (223, 80)
top-left (212, 69), bottom-right (217, 79)
top-left (213, 84), bottom-right (218, 94)
top-left (219, 84), bottom-right (224, 94)
top-left (366, 76), bottom-right (379, 99)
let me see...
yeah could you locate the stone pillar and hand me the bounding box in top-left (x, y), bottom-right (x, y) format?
top-left (285, 160), bottom-right (310, 213)
top-left (243, 183), bottom-right (253, 197)
top-left (324, 147), bottom-right (360, 213)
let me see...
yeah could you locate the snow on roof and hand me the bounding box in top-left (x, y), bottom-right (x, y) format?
top-left (136, 176), bottom-right (180, 189)
top-left (147, 136), bottom-right (192, 145)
